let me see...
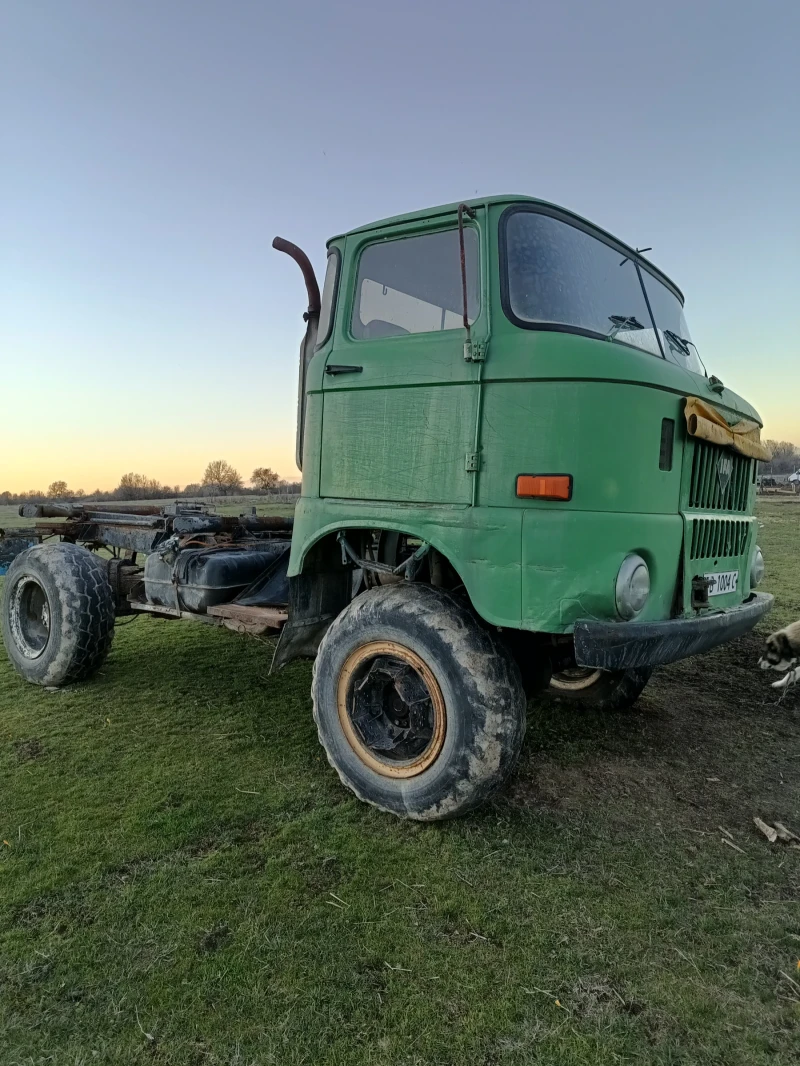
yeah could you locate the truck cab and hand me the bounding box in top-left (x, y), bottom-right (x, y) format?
top-left (280, 195), bottom-right (770, 673)
top-left (261, 196), bottom-right (774, 818)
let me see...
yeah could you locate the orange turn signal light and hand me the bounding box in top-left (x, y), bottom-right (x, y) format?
top-left (516, 474), bottom-right (573, 501)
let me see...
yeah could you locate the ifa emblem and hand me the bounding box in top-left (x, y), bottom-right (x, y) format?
top-left (717, 453), bottom-right (734, 496)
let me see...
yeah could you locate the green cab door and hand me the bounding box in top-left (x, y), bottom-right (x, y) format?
top-left (319, 213), bottom-right (484, 505)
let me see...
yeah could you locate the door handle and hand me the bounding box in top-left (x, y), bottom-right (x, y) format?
top-left (325, 364), bottom-right (363, 375)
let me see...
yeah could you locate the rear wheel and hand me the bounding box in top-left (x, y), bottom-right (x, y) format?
top-left (1, 543), bottom-right (115, 687)
top-left (548, 665), bottom-right (652, 711)
top-left (312, 583), bottom-right (526, 820)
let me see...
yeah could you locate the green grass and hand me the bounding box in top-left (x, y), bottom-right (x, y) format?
top-left (1, 501), bottom-right (799, 1064)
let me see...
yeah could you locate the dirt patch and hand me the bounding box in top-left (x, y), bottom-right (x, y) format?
top-left (509, 757), bottom-right (682, 819)
top-left (14, 737), bottom-right (44, 762)
top-left (508, 631), bottom-right (800, 836)
top-left (567, 974), bottom-right (644, 1019)
top-left (197, 921), bottom-right (231, 954)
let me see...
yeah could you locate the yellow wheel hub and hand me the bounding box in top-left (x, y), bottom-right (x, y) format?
top-left (336, 640), bottom-right (446, 778)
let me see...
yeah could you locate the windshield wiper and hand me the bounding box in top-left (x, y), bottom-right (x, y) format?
top-left (663, 329), bottom-right (691, 357)
top-left (607, 315), bottom-right (645, 341)
top-left (663, 329), bottom-right (710, 377)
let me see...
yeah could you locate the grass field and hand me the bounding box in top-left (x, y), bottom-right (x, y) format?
top-left (1, 500), bottom-right (799, 1065)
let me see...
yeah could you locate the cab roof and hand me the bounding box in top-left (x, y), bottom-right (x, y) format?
top-left (331, 193), bottom-right (684, 303)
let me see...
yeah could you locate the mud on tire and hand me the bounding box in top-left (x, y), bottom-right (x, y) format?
top-left (312, 582), bottom-right (527, 821)
top-left (1, 543), bottom-right (115, 687)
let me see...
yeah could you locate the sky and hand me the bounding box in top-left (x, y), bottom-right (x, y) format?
top-left (1, 0), bottom-right (798, 493)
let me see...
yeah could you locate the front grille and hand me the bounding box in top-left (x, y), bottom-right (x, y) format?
top-left (689, 517), bottom-right (749, 560)
top-left (687, 441), bottom-right (753, 512)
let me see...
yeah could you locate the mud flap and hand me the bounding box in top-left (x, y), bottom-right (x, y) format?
top-left (270, 568), bottom-right (351, 672)
top-left (234, 543), bottom-right (291, 607)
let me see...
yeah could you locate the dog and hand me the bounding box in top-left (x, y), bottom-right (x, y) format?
top-left (760, 621), bottom-right (800, 690)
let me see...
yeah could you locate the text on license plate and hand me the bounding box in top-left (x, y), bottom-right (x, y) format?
top-left (705, 570), bottom-right (739, 596)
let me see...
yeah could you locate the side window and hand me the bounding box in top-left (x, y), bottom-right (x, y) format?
top-left (316, 249), bottom-right (340, 348)
top-left (352, 228), bottom-right (479, 340)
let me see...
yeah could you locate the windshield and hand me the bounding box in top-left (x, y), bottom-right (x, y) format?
top-left (503, 209), bottom-right (703, 373)
top-left (640, 272), bottom-right (704, 374)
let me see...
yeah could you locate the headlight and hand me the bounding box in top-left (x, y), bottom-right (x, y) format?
top-left (616, 554), bottom-right (650, 620)
top-left (750, 545), bottom-right (765, 587)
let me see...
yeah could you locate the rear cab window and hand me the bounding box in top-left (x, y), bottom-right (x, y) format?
top-left (316, 248), bottom-right (340, 348)
top-left (352, 228), bottom-right (479, 340)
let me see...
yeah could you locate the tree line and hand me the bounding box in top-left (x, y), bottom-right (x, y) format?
top-left (761, 441), bottom-right (800, 476)
top-left (0, 463), bottom-right (300, 505)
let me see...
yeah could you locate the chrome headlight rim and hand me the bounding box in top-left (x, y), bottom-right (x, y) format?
top-left (615, 553), bottom-right (651, 621)
top-left (750, 545), bottom-right (765, 588)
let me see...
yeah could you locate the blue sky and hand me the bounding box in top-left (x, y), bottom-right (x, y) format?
top-left (1, 0), bottom-right (797, 491)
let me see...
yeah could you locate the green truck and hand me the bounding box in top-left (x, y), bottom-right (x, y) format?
top-left (1, 195), bottom-right (772, 821)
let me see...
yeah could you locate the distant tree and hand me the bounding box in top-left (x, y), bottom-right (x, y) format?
top-left (72, 488), bottom-right (85, 499)
top-left (118, 473), bottom-right (144, 500)
top-left (116, 472), bottom-right (165, 500)
top-left (763, 440), bottom-right (800, 476)
top-left (48, 480), bottom-right (70, 498)
top-left (182, 482), bottom-right (202, 497)
top-left (203, 460), bottom-right (242, 495)
top-left (251, 466), bottom-right (280, 492)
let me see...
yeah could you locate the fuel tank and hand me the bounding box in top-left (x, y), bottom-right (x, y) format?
top-left (144, 544), bottom-right (286, 614)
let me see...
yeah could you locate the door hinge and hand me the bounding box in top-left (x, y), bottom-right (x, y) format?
top-left (463, 340), bottom-right (487, 362)
top-left (465, 451), bottom-right (481, 472)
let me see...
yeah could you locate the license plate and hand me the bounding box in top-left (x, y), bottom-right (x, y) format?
top-left (705, 570), bottom-right (739, 596)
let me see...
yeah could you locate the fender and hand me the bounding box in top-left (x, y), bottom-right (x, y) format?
top-left (287, 497), bottom-right (522, 626)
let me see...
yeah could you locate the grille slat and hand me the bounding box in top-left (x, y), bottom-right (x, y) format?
top-left (689, 517), bottom-right (750, 561)
top-left (700, 447), bottom-right (713, 508)
top-left (709, 456), bottom-right (720, 510)
top-left (686, 441), bottom-right (752, 513)
top-left (708, 451), bottom-right (721, 509)
top-left (739, 461), bottom-right (749, 509)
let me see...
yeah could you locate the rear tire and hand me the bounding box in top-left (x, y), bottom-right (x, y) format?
top-left (312, 583), bottom-right (526, 820)
top-left (547, 666), bottom-right (652, 711)
top-left (1, 543), bottom-right (115, 687)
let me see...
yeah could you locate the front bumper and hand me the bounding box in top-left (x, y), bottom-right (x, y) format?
top-left (574, 592), bottom-right (773, 671)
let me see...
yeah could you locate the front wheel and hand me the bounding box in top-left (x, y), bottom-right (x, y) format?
top-left (547, 665), bottom-right (652, 711)
top-left (312, 583), bottom-right (527, 820)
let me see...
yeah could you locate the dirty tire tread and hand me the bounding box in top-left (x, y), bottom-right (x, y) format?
top-left (312, 583), bottom-right (526, 821)
top-left (1, 543), bottom-right (115, 687)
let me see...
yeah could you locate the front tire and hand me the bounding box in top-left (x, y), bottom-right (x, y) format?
top-left (1, 543), bottom-right (115, 687)
top-left (547, 665), bottom-right (652, 711)
top-left (312, 583), bottom-right (526, 820)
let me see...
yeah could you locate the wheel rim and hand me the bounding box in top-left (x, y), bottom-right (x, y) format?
top-left (336, 641), bottom-right (446, 778)
top-left (10, 577), bottom-right (51, 659)
top-left (549, 666), bottom-right (603, 692)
